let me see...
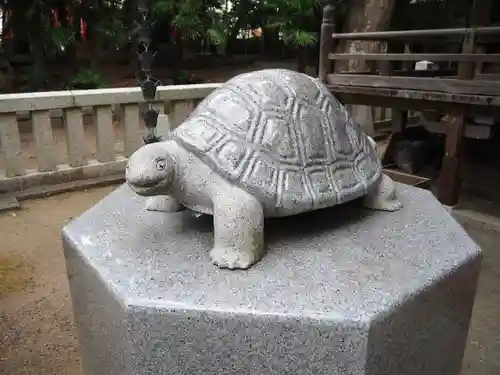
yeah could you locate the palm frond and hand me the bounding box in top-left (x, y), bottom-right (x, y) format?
top-left (46, 26), bottom-right (76, 52)
top-left (283, 30), bottom-right (317, 47)
top-left (205, 27), bottom-right (227, 46)
top-left (172, 14), bottom-right (205, 40)
top-left (205, 27), bottom-right (228, 54)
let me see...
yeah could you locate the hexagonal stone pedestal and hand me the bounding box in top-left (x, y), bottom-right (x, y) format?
top-left (62, 183), bottom-right (482, 375)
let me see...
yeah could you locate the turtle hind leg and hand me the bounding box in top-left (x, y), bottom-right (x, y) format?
top-left (210, 184), bottom-right (265, 270)
top-left (363, 173), bottom-right (403, 212)
top-left (145, 196), bottom-right (184, 212)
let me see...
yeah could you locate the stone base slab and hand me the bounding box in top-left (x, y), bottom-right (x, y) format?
top-left (63, 183), bottom-right (482, 375)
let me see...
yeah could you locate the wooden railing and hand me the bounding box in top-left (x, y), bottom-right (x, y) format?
top-left (0, 84), bottom-right (220, 195)
top-left (317, 0), bottom-right (500, 206)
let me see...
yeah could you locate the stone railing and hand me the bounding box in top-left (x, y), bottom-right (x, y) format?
top-left (0, 84), bottom-right (220, 195)
top-left (0, 82), bottom-right (397, 198)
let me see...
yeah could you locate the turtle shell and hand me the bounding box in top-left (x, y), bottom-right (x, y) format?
top-left (171, 69), bottom-right (382, 216)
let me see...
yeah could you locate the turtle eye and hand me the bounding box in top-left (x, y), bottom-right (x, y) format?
top-left (156, 159), bottom-right (166, 171)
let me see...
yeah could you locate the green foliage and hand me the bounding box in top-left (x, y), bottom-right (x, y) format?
top-left (153, 0), bottom-right (204, 40)
top-left (265, 0), bottom-right (324, 47)
top-left (71, 69), bottom-right (106, 89)
top-left (0, 0), bottom-right (481, 93)
top-left (17, 67), bottom-right (51, 92)
top-left (153, 0), bottom-right (228, 53)
top-left (93, 18), bottom-right (131, 50)
top-left (205, 27), bottom-right (227, 53)
top-left (45, 26), bottom-right (76, 55)
top-left (3, 0), bottom-right (77, 53)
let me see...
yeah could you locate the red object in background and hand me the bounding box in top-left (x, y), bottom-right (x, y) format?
top-left (51, 9), bottom-right (58, 28)
top-left (46, 6), bottom-right (87, 40)
top-left (80, 18), bottom-right (87, 40)
top-left (0, 5), bottom-right (87, 41)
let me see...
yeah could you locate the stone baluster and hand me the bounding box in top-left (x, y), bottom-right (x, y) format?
top-left (0, 113), bottom-right (24, 177)
top-left (94, 105), bottom-right (116, 163)
top-left (64, 108), bottom-right (87, 167)
top-left (170, 100), bottom-right (195, 129)
top-left (123, 104), bottom-right (142, 157)
top-left (32, 110), bottom-right (57, 172)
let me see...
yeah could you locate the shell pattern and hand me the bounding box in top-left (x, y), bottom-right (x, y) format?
top-left (171, 69), bottom-right (382, 216)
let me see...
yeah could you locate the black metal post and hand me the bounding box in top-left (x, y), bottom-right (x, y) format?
top-left (136, 0), bottom-right (161, 144)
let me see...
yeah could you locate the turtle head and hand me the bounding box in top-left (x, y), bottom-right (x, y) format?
top-left (125, 142), bottom-right (176, 197)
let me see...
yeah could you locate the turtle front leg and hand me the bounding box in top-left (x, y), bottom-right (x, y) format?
top-left (210, 185), bottom-right (264, 270)
top-left (145, 195), bottom-right (184, 212)
top-left (363, 173), bottom-right (403, 212)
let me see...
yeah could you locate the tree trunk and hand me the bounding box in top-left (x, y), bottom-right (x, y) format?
top-left (26, 9), bottom-right (47, 90)
top-left (129, 38), bottom-right (139, 73)
top-left (80, 0), bottom-right (102, 70)
top-left (336, 0), bottom-right (396, 136)
top-left (296, 47), bottom-right (307, 73)
top-left (30, 32), bottom-right (47, 89)
top-left (176, 33), bottom-right (184, 66)
top-left (336, 0), bottom-right (396, 73)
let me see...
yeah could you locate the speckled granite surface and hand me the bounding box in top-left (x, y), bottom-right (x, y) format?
top-left (62, 183), bottom-right (482, 375)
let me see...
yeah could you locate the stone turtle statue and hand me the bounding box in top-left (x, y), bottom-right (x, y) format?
top-left (126, 69), bottom-right (402, 269)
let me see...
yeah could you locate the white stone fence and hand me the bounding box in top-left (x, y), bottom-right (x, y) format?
top-left (0, 84), bottom-right (220, 195)
top-left (0, 83), bottom-right (397, 197)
